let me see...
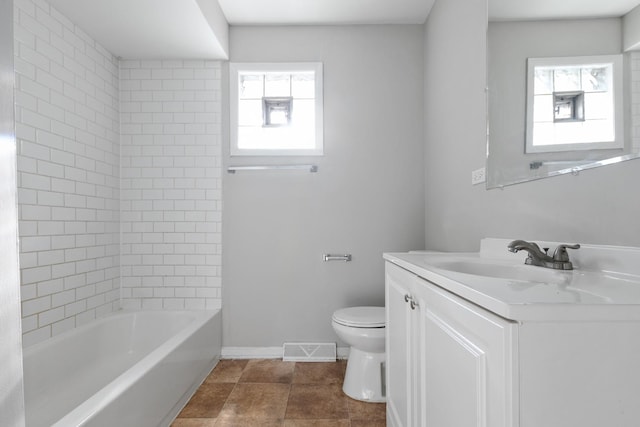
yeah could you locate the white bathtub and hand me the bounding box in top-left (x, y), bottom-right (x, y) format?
top-left (23, 310), bottom-right (221, 427)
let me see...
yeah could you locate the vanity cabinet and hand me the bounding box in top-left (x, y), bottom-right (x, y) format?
top-left (385, 247), bottom-right (640, 427)
top-left (385, 262), bottom-right (517, 427)
top-left (385, 262), bottom-right (418, 427)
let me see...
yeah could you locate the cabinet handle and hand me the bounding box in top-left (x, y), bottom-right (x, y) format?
top-left (404, 294), bottom-right (419, 309)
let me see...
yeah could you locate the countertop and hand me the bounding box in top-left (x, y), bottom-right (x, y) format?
top-left (384, 239), bottom-right (640, 322)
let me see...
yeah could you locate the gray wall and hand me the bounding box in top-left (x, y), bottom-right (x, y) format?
top-left (424, 0), bottom-right (640, 251)
top-left (223, 25), bottom-right (425, 348)
top-left (0, 0), bottom-right (25, 423)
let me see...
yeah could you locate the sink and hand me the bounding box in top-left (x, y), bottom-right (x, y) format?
top-left (426, 257), bottom-right (571, 284)
top-left (420, 255), bottom-right (640, 303)
top-left (385, 239), bottom-right (640, 321)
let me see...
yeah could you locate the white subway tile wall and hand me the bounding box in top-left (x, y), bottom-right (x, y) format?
top-left (15, 0), bottom-right (120, 346)
top-left (15, 0), bottom-right (223, 347)
top-left (119, 60), bottom-right (222, 311)
top-left (632, 52), bottom-right (640, 150)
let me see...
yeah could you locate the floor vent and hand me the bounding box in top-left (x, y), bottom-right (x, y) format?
top-left (282, 342), bottom-right (337, 362)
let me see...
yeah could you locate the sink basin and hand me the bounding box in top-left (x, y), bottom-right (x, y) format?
top-left (427, 258), bottom-right (571, 285)
top-left (385, 239), bottom-right (640, 321)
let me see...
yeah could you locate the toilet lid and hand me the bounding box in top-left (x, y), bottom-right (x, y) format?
top-left (332, 306), bottom-right (385, 328)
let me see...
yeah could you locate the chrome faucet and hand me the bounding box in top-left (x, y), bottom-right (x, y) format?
top-left (507, 240), bottom-right (580, 270)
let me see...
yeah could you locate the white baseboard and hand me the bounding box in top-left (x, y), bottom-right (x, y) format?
top-left (221, 346), bottom-right (282, 359)
top-left (221, 346), bottom-right (350, 360)
top-left (337, 346), bottom-right (349, 359)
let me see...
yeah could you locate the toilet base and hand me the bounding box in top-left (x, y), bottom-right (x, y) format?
top-left (342, 347), bottom-right (386, 402)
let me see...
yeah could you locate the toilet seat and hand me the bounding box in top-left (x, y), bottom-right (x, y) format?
top-left (332, 306), bottom-right (385, 328)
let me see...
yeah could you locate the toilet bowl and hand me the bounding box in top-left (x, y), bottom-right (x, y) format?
top-left (332, 306), bottom-right (386, 402)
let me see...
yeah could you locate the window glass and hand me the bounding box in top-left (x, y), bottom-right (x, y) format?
top-left (525, 55), bottom-right (623, 153)
top-left (264, 74), bottom-right (291, 97)
top-left (240, 74), bottom-right (263, 99)
top-left (230, 63), bottom-right (324, 156)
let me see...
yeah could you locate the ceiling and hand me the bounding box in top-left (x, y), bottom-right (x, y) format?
top-left (489, 0), bottom-right (640, 21)
top-left (46, 0), bottom-right (437, 59)
top-left (45, 0), bottom-right (640, 59)
top-left (48, 0), bottom-right (229, 59)
top-left (217, 0), bottom-right (435, 25)
top-left (218, 0), bottom-right (640, 24)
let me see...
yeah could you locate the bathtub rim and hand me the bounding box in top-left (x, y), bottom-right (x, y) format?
top-left (22, 309), bottom-right (213, 354)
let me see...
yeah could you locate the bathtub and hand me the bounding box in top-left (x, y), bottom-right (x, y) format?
top-left (23, 310), bottom-right (221, 427)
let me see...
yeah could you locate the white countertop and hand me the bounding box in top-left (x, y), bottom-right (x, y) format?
top-left (384, 239), bottom-right (640, 322)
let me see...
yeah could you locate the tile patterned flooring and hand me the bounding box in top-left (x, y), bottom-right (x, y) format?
top-left (171, 359), bottom-right (386, 427)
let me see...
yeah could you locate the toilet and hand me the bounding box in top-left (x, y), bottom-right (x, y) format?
top-left (331, 306), bottom-right (386, 402)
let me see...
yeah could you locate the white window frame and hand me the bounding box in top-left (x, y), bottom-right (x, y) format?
top-left (525, 54), bottom-right (624, 154)
top-left (230, 62), bottom-right (324, 156)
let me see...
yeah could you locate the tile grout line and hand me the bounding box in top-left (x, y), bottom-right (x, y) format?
top-left (285, 361), bottom-right (300, 424)
top-left (283, 362), bottom-right (294, 424)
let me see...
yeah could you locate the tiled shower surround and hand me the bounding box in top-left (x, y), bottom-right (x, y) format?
top-left (15, 0), bottom-right (120, 346)
top-left (15, 0), bottom-right (222, 346)
top-left (120, 60), bottom-right (222, 310)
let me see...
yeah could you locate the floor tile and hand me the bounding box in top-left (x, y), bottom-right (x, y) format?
top-left (347, 397), bottom-right (386, 420)
top-left (351, 420), bottom-right (386, 427)
top-left (218, 383), bottom-right (290, 420)
top-left (175, 359), bottom-right (388, 426)
top-left (214, 417), bottom-right (284, 427)
top-left (283, 420), bottom-right (350, 427)
top-left (178, 383), bottom-right (235, 418)
top-left (239, 359), bottom-right (295, 384)
top-left (292, 361), bottom-right (346, 385)
top-left (206, 359), bottom-right (249, 383)
top-left (285, 384), bottom-right (349, 420)
top-left (171, 418), bottom-right (217, 427)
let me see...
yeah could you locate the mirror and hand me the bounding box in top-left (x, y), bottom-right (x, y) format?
top-left (487, 1), bottom-right (640, 188)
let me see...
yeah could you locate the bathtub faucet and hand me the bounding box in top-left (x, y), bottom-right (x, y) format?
top-left (507, 240), bottom-right (580, 270)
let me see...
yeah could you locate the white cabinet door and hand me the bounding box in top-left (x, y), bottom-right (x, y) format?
top-left (386, 261), bottom-right (518, 427)
top-left (416, 278), bottom-right (518, 427)
top-left (385, 263), bottom-right (415, 427)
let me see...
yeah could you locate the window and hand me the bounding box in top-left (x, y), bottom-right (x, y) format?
top-left (230, 62), bottom-right (324, 156)
top-left (525, 55), bottom-right (623, 153)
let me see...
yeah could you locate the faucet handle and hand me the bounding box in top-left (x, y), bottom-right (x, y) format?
top-left (552, 243), bottom-right (580, 262)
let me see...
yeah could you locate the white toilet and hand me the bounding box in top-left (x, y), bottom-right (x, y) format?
top-left (332, 306), bottom-right (386, 402)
